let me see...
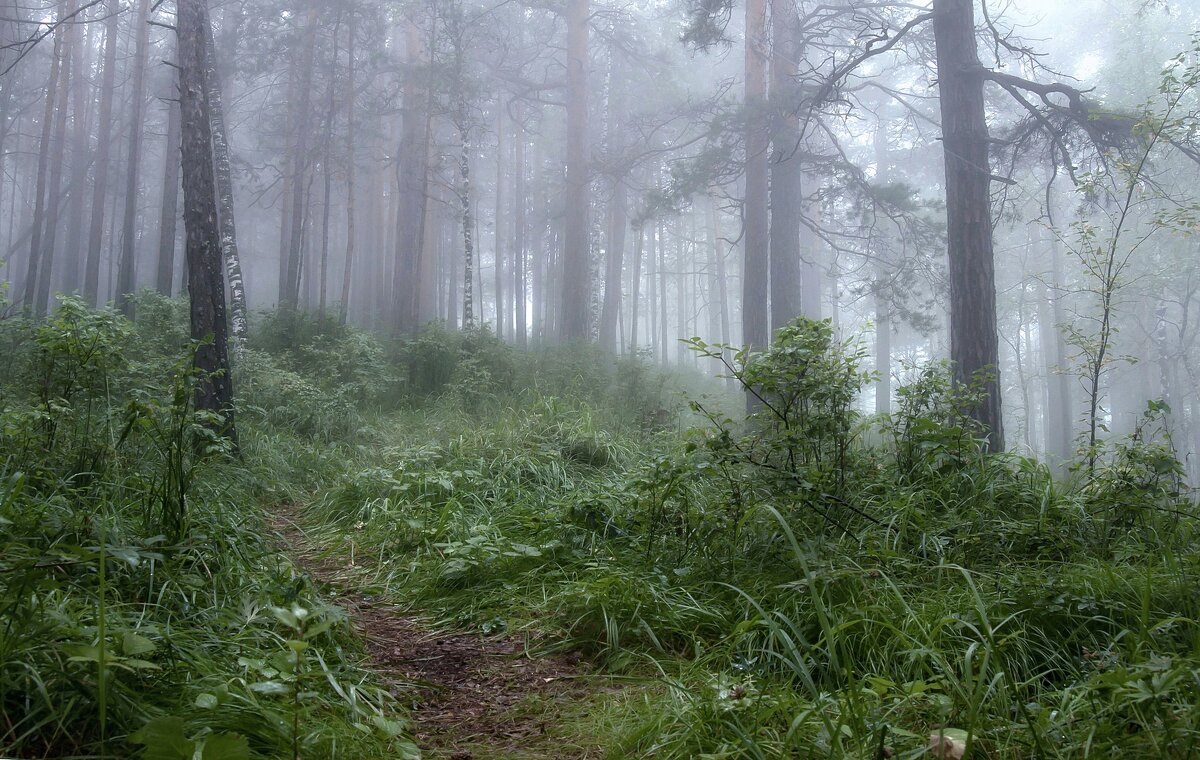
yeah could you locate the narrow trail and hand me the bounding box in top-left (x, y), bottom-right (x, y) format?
top-left (270, 506), bottom-right (610, 760)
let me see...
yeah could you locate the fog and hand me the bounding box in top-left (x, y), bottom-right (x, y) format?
top-left (3, 0), bottom-right (1200, 476)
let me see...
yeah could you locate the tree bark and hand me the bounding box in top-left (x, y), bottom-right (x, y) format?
top-left (392, 15), bottom-right (432, 334)
top-left (513, 105), bottom-right (527, 346)
top-left (742, 0), bottom-right (769, 352)
top-left (23, 0), bottom-right (69, 314)
top-left (83, 0), bottom-right (118, 306)
top-left (339, 11), bottom-right (357, 325)
top-left (281, 9), bottom-right (320, 309)
top-left (1038, 223), bottom-right (1071, 468)
top-left (873, 118), bottom-right (892, 415)
top-left (177, 0), bottom-right (236, 443)
top-left (62, 12), bottom-right (92, 294)
top-left (933, 0), bottom-right (1004, 451)
top-left (116, 0), bottom-right (151, 317)
top-left (559, 0), bottom-right (590, 341)
top-left (156, 67), bottom-right (182, 296)
top-left (768, 0), bottom-right (802, 333)
top-left (204, 17), bottom-right (247, 344)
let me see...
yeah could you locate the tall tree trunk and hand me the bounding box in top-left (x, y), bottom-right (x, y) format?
top-left (494, 105), bottom-right (506, 339)
top-left (276, 61), bottom-right (297, 306)
top-left (23, 0), bottom-right (68, 313)
top-left (204, 18), bottom-right (247, 343)
top-left (675, 221), bottom-right (686, 363)
top-left (1039, 223), bottom-right (1072, 468)
top-left (742, 0), bottom-right (769, 351)
top-left (800, 169), bottom-right (823, 320)
top-left (116, 0), bottom-right (151, 316)
top-left (873, 119), bottom-right (892, 415)
top-left (156, 67), bottom-right (182, 295)
top-left (768, 0), bottom-right (801, 333)
top-left (513, 106), bottom-right (527, 346)
top-left (630, 223), bottom-right (643, 351)
top-left (599, 57), bottom-right (626, 351)
top-left (33, 2), bottom-right (74, 317)
top-left (84, 0), bottom-right (118, 305)
top-left (708, 195), bottom-right (734, 386)
top-left (62, 13), bottom-right (92, 293)
top-left (647, 222), bottom-right (657, 358)
top-left (317, 10), bottom-right (342, 319)
top-left (458, 125), bottom-right (475, 328)
top-left (933, 0), bottom-right (1004, 451)
top-left (393, 15), bottom-right (432, 334)
top-left (339, 12), bottom-right (357, 325)
top-left (178, 0), bottom-right (236, 442)
top-left (600, 177), bottom-right (627, 351)
top-left (282, 9), bottom-right (320, 309)
top-left (559, 0), bottom-right (589, 341)
top-left (658, 219), bottom-right (668, 363)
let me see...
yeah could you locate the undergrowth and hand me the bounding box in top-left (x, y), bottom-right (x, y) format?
top-left (298, 315), bottom-right (1200, 759)
top-left (4, 294), bottom-right (1199, 759)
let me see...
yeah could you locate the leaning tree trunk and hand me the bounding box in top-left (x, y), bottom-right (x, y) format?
top-left (204, 17), bottom-right (247, 347)
top-left (933, 0), bottom-right (1004, 452)
top-left (177, 0), bottom-right (237, 444)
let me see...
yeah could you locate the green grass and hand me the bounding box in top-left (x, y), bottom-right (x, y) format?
top-left (4, 297), bottom-right (1199, 758)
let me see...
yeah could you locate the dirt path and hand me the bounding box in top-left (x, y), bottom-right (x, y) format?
top-left (270, 507), bottom-right (608, 760)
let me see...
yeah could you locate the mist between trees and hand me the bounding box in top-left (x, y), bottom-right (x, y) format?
top-left (2, 0), bottom-right (1200, 474)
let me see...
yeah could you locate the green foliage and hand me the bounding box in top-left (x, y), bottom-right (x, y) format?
top-left (0, 298), bottom-right (414, 759)
top-left (5, 299), bottom-right (1198, 759)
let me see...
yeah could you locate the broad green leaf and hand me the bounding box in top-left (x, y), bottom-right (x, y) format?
top-left (131, 716), bottom-right (195, 760)
top-left (200, 733), bottom-right (251, 760)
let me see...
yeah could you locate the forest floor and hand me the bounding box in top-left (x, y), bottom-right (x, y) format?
top-left (270, 504), bottom-right (619, 760)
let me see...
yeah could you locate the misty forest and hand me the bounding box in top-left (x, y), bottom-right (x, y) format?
top-left (4, 0), bottom-right (1200, 757)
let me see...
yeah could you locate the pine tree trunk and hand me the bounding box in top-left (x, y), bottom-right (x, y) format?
top-left (339, 12), bottom-right (357, 325)
top-left (494, 106), bottom-right (506, 339)
top-left (32, 1), bottom-right (74, 317)
top-left (559, 0), bottom-right (590, 341)
top-left (156, 70), bottom-right (182, 295)
top-left (933, 0), bottom-right (1005, 451)
top-left (23, 0), bottom-right (68, 313)
top-left (282, 10), bottom-right (319, 309)
top-left (768, 1), bottom-right (802, 333)
top-left (116, 0), bottom-right (150, 317)
top-left (62, 14), bottom-right (92, 294)
top-left (873, 120), bottom-right (892, 415)
top-left (84, 0), bottom-right (118, 306)
top-left (630, 223), bottom-right (643, 351)
top-left (177, 0), bottom-right (236, 443)
top-left (513, 107), bottom-right (527, 346)
top-left (742, 0), bottom-right (769, 352)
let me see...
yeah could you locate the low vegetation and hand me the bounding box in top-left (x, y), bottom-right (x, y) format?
top-left (3, 294), bottom-right (1198, 758)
